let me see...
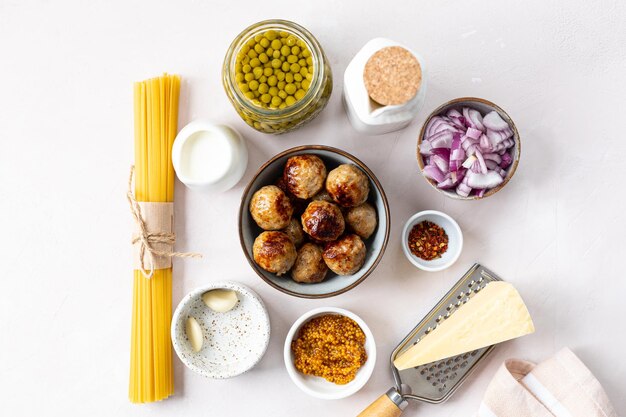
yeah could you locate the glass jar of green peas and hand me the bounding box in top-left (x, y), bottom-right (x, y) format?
top-left (223, 19), bottom-right (333, 134)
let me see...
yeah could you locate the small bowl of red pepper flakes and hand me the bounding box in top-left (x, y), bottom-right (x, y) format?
top-left (401, 210), bottom-right (463, 272)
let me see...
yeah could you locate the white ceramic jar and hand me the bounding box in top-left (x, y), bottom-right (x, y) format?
top-left (343, 38), bottom-right (427, 135)
top-left (172, 121), bottom-right (248, 192)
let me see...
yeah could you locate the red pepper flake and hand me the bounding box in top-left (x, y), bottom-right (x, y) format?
top-left (408, 220), bottom-right (449, 261)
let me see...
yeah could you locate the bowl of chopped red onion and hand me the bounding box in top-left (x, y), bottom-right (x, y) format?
top-left (417, 97), bottom-right (520, 199)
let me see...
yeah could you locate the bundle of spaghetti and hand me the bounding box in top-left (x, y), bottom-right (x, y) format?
top-left (129, 74), bottom-right (180, 403)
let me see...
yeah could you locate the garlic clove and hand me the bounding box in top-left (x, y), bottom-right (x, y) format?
top-left (185, 316), bottom-right (203, 352)
top-left (202, 289), bottom-right (239, 313)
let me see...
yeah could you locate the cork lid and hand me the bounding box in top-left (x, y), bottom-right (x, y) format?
top-left (363, 46), bottom-right (422, 106)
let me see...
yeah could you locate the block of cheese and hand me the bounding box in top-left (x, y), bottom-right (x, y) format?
top-left (393, 281), bottom-right (534, 370)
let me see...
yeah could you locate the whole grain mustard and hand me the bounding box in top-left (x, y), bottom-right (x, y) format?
top-left (291, 314), bottom-right (367, 385)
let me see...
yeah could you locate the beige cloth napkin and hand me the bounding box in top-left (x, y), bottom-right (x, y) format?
top-left (477, 348), bottom-right (617, 417)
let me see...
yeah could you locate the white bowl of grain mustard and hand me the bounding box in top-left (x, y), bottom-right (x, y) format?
top-left (283, 307), bottom-right (376, 399)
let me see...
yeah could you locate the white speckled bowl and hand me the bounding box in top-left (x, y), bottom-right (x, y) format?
top-left (283, 307), bottom-right (376, 400)
top-left (171, 281), bottom-right (270, 379)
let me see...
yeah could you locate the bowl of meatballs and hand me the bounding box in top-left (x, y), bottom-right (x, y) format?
top-left (239, 145), bottom-right (390, 298)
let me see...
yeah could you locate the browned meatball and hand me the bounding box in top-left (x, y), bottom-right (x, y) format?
top-left (275, 176), bottom-right (308, 216)
top-left (253, 231), bottom-right (297, 276)
top-left (282, 218), bottom-right (305, 248)
top-left (346, 203), bottom-right (377, 239)
top-left (311, 189), bottom-right (334, 203)
top-left (249, 185), bottom-right (293, 230)
top-left (322, 234), bottom-right (366, 275)
top-left (326, 164), bottom-right (370, 207)
top-left (291, 243), bottom-right (328, 283)
top-left (283, 155), bottom-right (327, 199)
top-left (301, 200), bottom-right (345, 242)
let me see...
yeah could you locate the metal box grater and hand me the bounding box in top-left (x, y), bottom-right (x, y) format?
top-left (390, 263), bottom-right (501, 404)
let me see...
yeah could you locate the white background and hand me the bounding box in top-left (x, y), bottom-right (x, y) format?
top-left (1, 0), bottom-right (625, 415)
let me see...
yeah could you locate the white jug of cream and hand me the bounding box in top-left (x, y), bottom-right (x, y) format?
top-left (172, 121), bottom-right (248, 192)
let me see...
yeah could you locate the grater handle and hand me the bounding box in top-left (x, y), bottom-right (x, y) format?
top-left (356, 388), bottom-right (407, 417)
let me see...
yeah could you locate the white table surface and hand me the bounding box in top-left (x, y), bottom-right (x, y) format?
top-left (1, 0), bottom-right (625, 415)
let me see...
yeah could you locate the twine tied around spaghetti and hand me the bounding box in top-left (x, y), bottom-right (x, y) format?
top-left (127, 166), bottom-right (202, 278)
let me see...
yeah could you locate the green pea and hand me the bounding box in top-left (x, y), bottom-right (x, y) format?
top-left (278, 90), bottom-right (287, 99)
top-left (247, 49), bottom-right (257, 59)
top-left (299, 67), bottom-right (308, 76)
top-left (302, 79), bottom-right (311, 90)
top-left (243, 64), bottom-right (252, 73)
top-left (287, 55), bottom-right (298, 64)
top-left (241, 56), bottom-right (250, 65)
top-left (241, 44), bottom-right (250, 54)
top-left (259, 75), bottom-right (267, 83)
top-left (291, 45), bottom-right (300, 55)
top-left (245, 91), bottom-right (255, 100)
top-left (266, 30), bottom-right (278, 40)
top-left (250, 58), bottom-right (261, 67)
top-left (266, 47), bottom-right (274, 56)
top-left (276, 71), bottom-right (285, 81)
top-left (246, 38), bottom-right (256, 47)
top-left (260, 37), bottom-right (270, 48)
top-left (272, 50), bottom-right (281, 59)
top-left (271, 39), bottom-right (282, 50)
top-left (258, 83), bottom-right (269, 94)
top-left (285, 83), bottom-right (297, 95)
top-left (285, 95), bottom-right (296, 106)
top-left (253, 67), bottom-right (263, 79)
top-left (295, 89), bottom-right (306, 100)
top-left (263, 67), bottom-right (273, 77)
top-left (261, 94), bottom-right (271, 104)
top-left (239, 82), bottom-right (250, 93)
top-left (286, 36), bottom-right (297, 46)
top-left (235, 62), bottom-right (242, 73)
top-left (271, 59), bottom-right (282, 69)
top-left (297, 39), bottom-right (305, 47)
top-left (302, 49), bottom-right (311, 58)
top-left (279, 103), bottom-right (287, 109)
top-left (235, 73), bottom-right (244, 83)
top-left (298, 59), bottom-right (307, 67)
top-left (271, 96), bottom-right (282, 106)
top-left (290, 63), bottom-right (300, 73)
top-left (269, 86), bottom-right (279, 96)
top-left (279, 31), bottom-right (289, 38)
top-left (280, 45), bottom-right (291, 56)
top-left (254, 44), bottom-right (264, 54)
top-left (306, 57), bottom-right (313, 66)
top-left (295, 82), bottom-right (301, 89)
top-left (281, 61), bottom-right (290, 72)
top-left (268, 75), bottom-right (278, 86)
top-left (244, 72), bottom-right (255, 82)
top-left (254, 34), bottom-right (263, 42)
top-left (277, 81), bottom-right (286, 89)
top-left (249, 80), bottom-right (259, 91)
top-left (285, 73), bottom-right (294, 83)
top-left (294, 73), bottom-right (303, 82)
top-left (259, 53), bottom-right (269, 64)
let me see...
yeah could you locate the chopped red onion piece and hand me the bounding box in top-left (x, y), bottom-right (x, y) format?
top-left (456, 181), bottom-right (472, 197)
top-left (423, 164), bottom-right (445, 183)
top-left (479, 134), bottom-right (492, 152)
top-left (420, 140), bottom-right (432, 155)
top-left (466, 127), bottom-right (482, 140)
top-left (468, 109), bottom-right (485, 131)
top-left (432, 154), bottom-right (449, 173)
top-left (447, 109), bottom-right (462, 118)
top-left (431, 147), bottom-right (451, 159)
top-left (475, 188), bottom-right (486, 198)
top-left (482, 111), bottom-right (509, 131)
top-left (485, 160), bottom-right (499, 170)
top-left (430, 131), bottom-right (453, 148)
top-left (500, 152), bottom-right (513, 168)
top-left (475, 150), bottom-right (488, 174)
top-left (483, 153), bottom-right (502, 164)
top-left (462, 154), bottom-right (477, 168)
top-left (467, 170), bottom-right (503, 189)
